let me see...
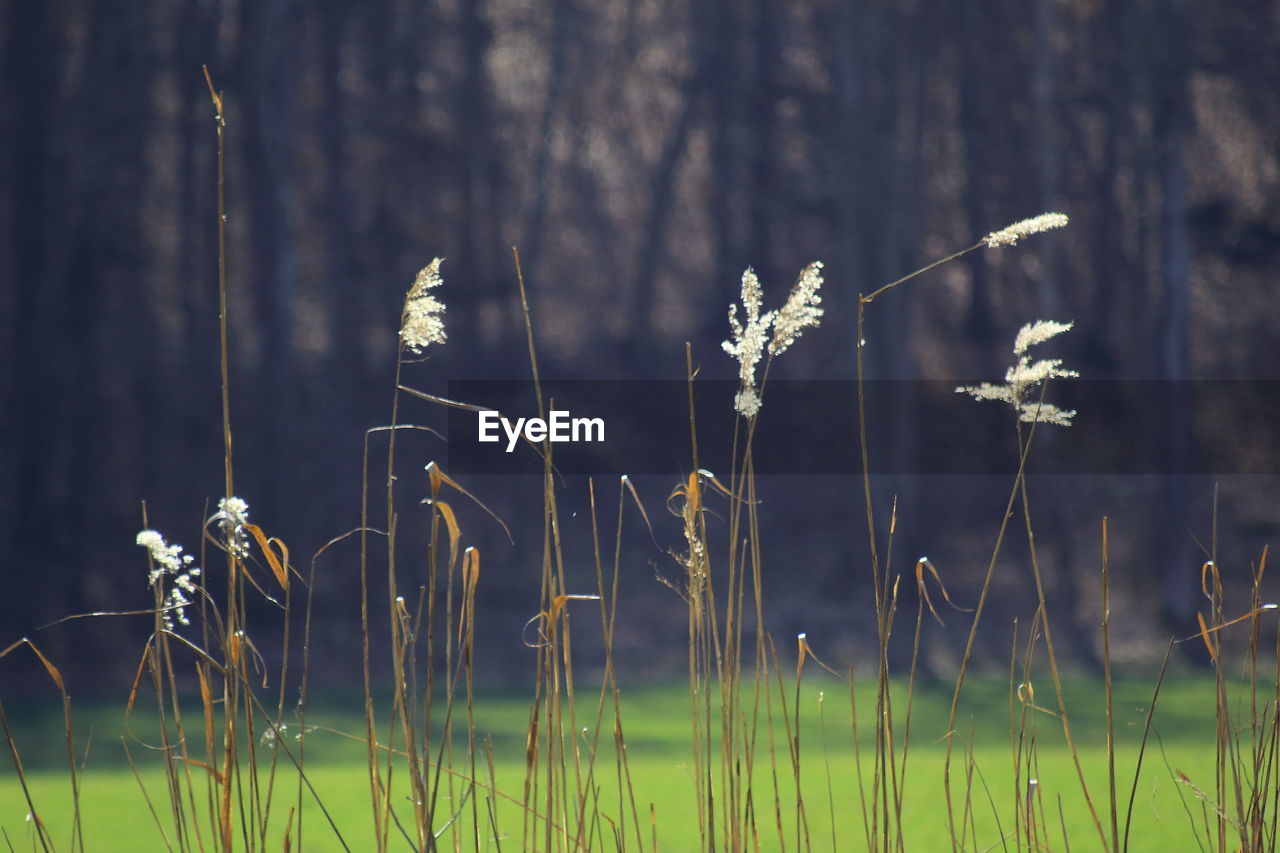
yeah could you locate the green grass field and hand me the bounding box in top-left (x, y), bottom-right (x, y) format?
top-left (1, 675), bottom-right (1237, 851)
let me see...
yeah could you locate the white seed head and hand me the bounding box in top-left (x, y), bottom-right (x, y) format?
top-left (733, 388), bottom-right (763, 418)
top-left (136, 530), bottom-right (166, 555)
top-left (137, 528), bottom-right (201, 630)
top-left (137, 530), bottom-right (189, 583)
top-left (723, 268), bottom-right (774, 389)
top-left (218, 496), bottom-right (249, 528)
top-left (400, 258), bottom-right (447, 353)
top-left (957, 319), bottom-right (1078, 426)
top-left (723, 262), bottom-right (825, 418)
top-left (213, 496), bottom-right (251, 559)
top-left (1013, 320), bottom-right (1073, 354)
top-left (1016, 401), bottom-right (1077, 426)
top-left (985, 213), bottom-right (1069, 248)
top-left (769, 262), bottom-right (824, 357)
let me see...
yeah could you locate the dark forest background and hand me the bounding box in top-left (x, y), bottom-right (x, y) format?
top-left (2, 0), bottom-right (1279, 690)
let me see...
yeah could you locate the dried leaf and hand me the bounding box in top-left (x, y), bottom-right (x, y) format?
top-left (426, 462), bottom-right (512, 542)
top-left (244, 523), bottom-right (289, 590)
top-left (433, 500), bottom-right (462, 571)
top-left (1196, 611), bottom-right (1218, 663)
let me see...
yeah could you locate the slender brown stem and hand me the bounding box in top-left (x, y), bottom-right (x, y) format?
top-left (861, 242), bottom-right (983, 304)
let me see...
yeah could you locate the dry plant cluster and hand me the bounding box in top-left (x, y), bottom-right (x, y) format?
top-left (3, 78), bottom-right (1278, 853)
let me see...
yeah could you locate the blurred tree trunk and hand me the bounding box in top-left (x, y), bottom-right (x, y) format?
top-left (1032, 0), bottom-right (1060, 318)
top-left (834, 0), bottom-right (877, 637)
top-left (833, 1), bottom-right (865, 311)
top-left (458, 0), bottom-right (496, 306)
top-left (835, 1), bottom-right (926, 661)
top-left (1086, 0), bottom-right (1128, 376)
top-left (240, 0), bottom-right (299, 522)
top-left (885, 1), bottom-right (932, 672)
top-left (323, 3), bottom-right (356, 388)
top-left (629, 2), bottom-right (705, 363)
top-left (34, 0), bottom-right (158, 651)
top-left (521, 0), bottom-right (573, 278)
top-left (747, 0), bottom-right (777, 285)
top-left (1154, 0), bottom-right (1196, 635)
top-left (4, 0), bottom-right (61, 639)
top-left (1035, 0), bottom-right (1099, 668)
top-left (959, 0), bottom-right (995, 353)
top-left (176, 0), bottom-right (219, 455)
top-left (81, 0), bottom-right (158, 514)
top-left (709, 0), bottom-right (739, 300)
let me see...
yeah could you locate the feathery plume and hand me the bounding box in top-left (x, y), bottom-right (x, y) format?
top-left (211, 496), bottom-right (251, 559)
top-left (957, 320), bottom-right (1078, 426)
top-left (136, 529), bottom-right (201, 630)
top-left (734, 388), bottom-right (763, 419)
top-left (984, 213), bottom-right (1069, 248)
top-left (400, 258), bottom-right (447, 353)
top-left (769, 262), bottom-right (825, 356)
top-left (722, 267), bottom-right (776, 415)
top-left (1014, 319), bottom-right (1073, 354)
top-left (723, 262), bottom-right (824, 417)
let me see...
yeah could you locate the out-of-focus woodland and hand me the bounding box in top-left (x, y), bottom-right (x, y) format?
top-left (2, 0), bottom-right (1279, 687)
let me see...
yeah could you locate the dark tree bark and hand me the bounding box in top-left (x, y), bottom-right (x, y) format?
top-left (746, 0), bottom-right (777, 287)
top-left (521, 0), bottom-right (574, 277)
top-left (708, 0), bottom-right (739, 302)
top-left (628, 1), bottom-right (706, 363)
top-left (176, 0), bottom-right (220, 439)
top-left (239, 0), bottom-right (300, 523)
top-left (458, 0), bottom-right (496, 297)
top-left (4, 0), bottom-right (61, 640)
top-left (832, 0), bottom-right (865, 313)
top-left (958, 0), bottom-right (996, 354)
top-left (1032, 0), bottom-right (1060, 318)
top-left (1154, 0), bottom-right (1196, 636)
top-left (1086, 0), bottom-right (1128, 377)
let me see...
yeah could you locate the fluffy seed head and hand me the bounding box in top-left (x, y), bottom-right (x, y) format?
top-left (400, 258), bottom-right (447, 353)
top-left (722, 267), bottom-right (775, 415)
top-left (1014, 319), bottom-right (1073, 354)
top-left (137, 529), bottom-right (193, 583)
top-left (957, 319), bottom-right (1078, 426)
top-left (769, 262), bottom-right (824, 357)
top-left (212, 496), bottom-right (251, 558)
top-left (985, 213), bottom-right (1069, 248)
top-left (734, 388), bottom-right (763, 418)
top-left (218, 496), bottom-right (249, 528)
top-left (136, 529), bottom-right (201, 630)
top-left (723, 262), bottom-right (825, 417)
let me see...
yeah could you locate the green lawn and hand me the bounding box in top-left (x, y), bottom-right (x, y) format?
top-left (0, 676), bottom-right (1245, 851)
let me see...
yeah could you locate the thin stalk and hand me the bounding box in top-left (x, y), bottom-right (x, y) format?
top-left (1102, 518), bottom-right (1120, 852)
top-left (942, 393), bottom-right (1044, 847)
top-left (202, 66), bottom-right (239, 853)
top-left (1014, 425), bottom-right (1106, 849)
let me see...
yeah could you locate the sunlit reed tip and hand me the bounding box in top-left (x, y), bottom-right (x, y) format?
top-left (400, 258), bottom-right (447, 353)
top-left (984, 212), bottom-right (1068, 248)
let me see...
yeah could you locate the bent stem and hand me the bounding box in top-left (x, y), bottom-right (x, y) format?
top-left (855, 240), bottom-right (984, 850)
